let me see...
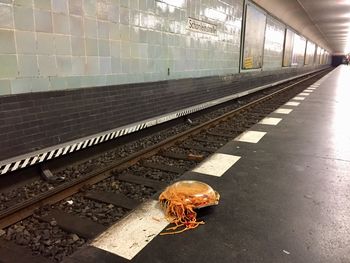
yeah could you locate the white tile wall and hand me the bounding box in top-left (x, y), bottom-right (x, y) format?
top-left (0, 0), bottom-right (243, 95)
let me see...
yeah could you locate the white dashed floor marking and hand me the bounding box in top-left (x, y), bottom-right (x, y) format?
top-left (234, 130), bottom-right (266, 143)
top-left (308, 88), bottom-right (316, 90)
top-left (192, 153), bottom-right (241, 177)
top-left (293, 97), bottom-right (305, 101)
top-left (304, 90), bottom-right (313, 93)
top-left (92, 200), bottom-right (169, 260)
top-left (259, 117), bottom-right (282, 125)
top-left (285, 101), bottom-right (300, 106)
top-left (274, 108), bottom-right (293, 114)
top-left (299, 93), bottom-right (309, 96)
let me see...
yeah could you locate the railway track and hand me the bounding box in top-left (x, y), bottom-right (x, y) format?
top-left (0, 68), bottom-right (331, 262)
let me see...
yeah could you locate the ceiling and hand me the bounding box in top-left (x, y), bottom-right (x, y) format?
top-left (253, 0), bottom-right (350, 54)
top-left (296, 0), bottom-right (350, 54)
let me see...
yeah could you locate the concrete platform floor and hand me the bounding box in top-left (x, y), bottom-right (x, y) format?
top-left (66, 66), bottom-right (350, 263)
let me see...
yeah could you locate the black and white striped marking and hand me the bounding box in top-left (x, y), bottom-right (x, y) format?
top-left (0, 69), bottom-right (326, 176)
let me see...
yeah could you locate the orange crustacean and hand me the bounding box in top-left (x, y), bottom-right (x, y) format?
top-left (159, 180), bottom-right (220, 235)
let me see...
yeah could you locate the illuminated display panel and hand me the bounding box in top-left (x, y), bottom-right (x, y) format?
top-left (324, 51), bottom-right (329, 64)
top-left (283, 29), bottom-right (294, 67)
top-left (263, 17), bottom-right (285, 69)
top-left (316, 46), bottom-right (322, 64)
top-left (304, 41), bottom-right (316, 65)
top-left (320, 49), bottom-right (327, 64)
top-left (264, 19), bottom-right (284, 53)
top-left (242, 4), bottom-right (266, 70)
top-left (291, 34), bottom-right (306, 66)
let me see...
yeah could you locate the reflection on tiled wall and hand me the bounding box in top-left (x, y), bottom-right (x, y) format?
top-left (263, 17), bottom-right (284, 71)
top-left (0, 0), bottom-right (243, 95)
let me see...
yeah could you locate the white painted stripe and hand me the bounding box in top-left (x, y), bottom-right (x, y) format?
top-left (94, 137), bottom-right (101, 145)
top-left (11, 161), bottom-right (21, 171)
top-left (110, 131), bottom-right (116, 139)
top-left (274, 108), bottom-right (293, 114)
top-left (299, 93), bottom-right (309, 96)
top-left (234, 131), bottom-right (267, 143)
top-left (21, 158), bottom-right (30, 168)
top-left (47, 150), bottom-right (55, 160)
top-left (82, 140), bottom-right (89, 149)
top-left (92, 200), bottom-right (168, 260)
top-left (259, 117), bottom-right (282, 125)
top-left (88, 139), bottom-right (95, 147)
top-left (63, 145), bottom-right (71, 154)
top-left (285, 102), bottom-right (300, 106)
top-left (39, 152), bottom-right (48, 162)
top-left (76, 142), bottom-right (83, 150)
top-left (309, 87), bottom-right (317, 89)
top-left (1, 164), bottom-right (11, 174)
top-left (304, 90), bottom-right (313, 93)
top-left (70, 144), bottom-right (77, 153)
top-left (293, 97), bottom-right (305, 101)
top-left (63, 146), bottom-right (70, 155)
top-left (55, 148), bottom-right (63, 157)
top-left (93, 137), bottom-right (99, 144)
top-left (192, 153), bottom-right (241, 177)
top-left (30, 156), bottom-right (38, 165)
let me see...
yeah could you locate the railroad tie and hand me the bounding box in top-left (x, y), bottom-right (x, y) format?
top-left (39, 209), bottom-right (107, 240)
top-left (180, 143), bottom-right (217, 153)
top-left (85, 190), bottom-right (140, 210)
top-left (117, 174), bottom-right (167, 190)
top-left (0, 239), bottom-right (52, 263)
top-left (206, 131), bottom-right (235, 138)
top-left (142, 161), bottom-right (186, 174)
top-left (160, 151), bottom-right (204, 162)
top-left (193, 137), bottom-right (226, 144)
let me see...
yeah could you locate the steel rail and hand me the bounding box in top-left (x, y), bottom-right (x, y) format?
top-left (0, 68), bottom-right (330, 229)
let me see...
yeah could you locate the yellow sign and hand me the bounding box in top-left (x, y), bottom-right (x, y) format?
top-left (244, 57), bottom-right (253, 69)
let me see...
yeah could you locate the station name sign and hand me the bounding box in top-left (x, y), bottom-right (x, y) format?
top-left (187, 17), bottom-right (217, 35)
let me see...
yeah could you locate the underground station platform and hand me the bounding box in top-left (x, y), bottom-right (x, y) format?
top-left (62, 67), bottom-right (350, 263)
